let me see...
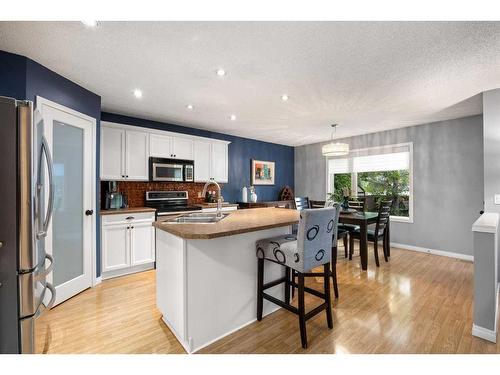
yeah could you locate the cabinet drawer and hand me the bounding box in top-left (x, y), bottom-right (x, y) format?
top-left (102, 212), bottom-right (155, 225)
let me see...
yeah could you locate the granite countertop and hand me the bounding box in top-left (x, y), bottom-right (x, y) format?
top-left (153, 207), bottom-right (299, 239)
top-left (100, 207), bottom-right (156, 215)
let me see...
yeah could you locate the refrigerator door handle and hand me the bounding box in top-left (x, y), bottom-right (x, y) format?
top-left (34, 282), bottom-right (56, 319)
top-left (36, 135), bottom-right (54, 240)
top-left (34, 254), bottom-right (54, 282)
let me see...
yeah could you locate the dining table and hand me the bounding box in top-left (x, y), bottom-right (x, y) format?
top-left (338, 210), bottom-right (389, 270)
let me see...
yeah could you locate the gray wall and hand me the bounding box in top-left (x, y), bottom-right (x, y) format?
top-left (482, 88), bottom-right (500, 280)
top-left (295, 115), bottom-right (484, 256)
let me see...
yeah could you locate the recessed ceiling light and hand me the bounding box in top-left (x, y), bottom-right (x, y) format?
top-left (81, 21), bottom-right (98, 28)
top-left (216, 68), bottom-right (226, 77)
top-left (281, 94), bottom-right (289, 101)
top-left (186, 104), bottom-right (194, 110)
top-left (133, 89), bottom-right (143, 99)
top-left (229, 114), bottom-right (236, 121)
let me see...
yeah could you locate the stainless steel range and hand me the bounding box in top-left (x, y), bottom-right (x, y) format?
top-left (145, 191), bottom-right (202, 217)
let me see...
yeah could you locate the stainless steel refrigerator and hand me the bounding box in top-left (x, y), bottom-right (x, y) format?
top-left (0, 96), bottom-right (55, 354)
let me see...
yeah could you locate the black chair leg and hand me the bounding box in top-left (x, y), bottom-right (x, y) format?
top-left (349, 235), bottom-right (354, 260)
top-left (331, 246), bottom-right (339, 299)
top-left (291, 269), bottom-right (296, 299)
top-left (285, 267), bottom-right (291, 304)
top-left (298, 273), bottom-right (307, 348)
top-left (343, 235), bottom-right (348, 258)
top-left (374, 239), bottom-right (380, 267)
top-left (323, 263), bottom-right (333, 329)
top-left (383, 232), bottom-right (389, 262)
top-left (257, 258), bottom-right (264, 321)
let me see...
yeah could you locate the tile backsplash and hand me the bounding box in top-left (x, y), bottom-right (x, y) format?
top-left (100, 181), bottom-right (223, 208)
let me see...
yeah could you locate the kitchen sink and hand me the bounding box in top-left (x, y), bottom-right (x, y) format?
top-left (166, 212), bottom-right (230, 224)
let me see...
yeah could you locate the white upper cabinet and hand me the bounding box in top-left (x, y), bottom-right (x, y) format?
top-left (193, 140), bottom-right (211, 182)
top-left (211, 142), bottom-right (229, 183)
top-left (172, 136), bottom-right (193, 160)
top-left (150, 133), bottom-right (193, 160)
top-left (125, 130), bottom-right (149, 180)
top-left (100, 126), bottom-right (125, 180)
top-left (101, 122), bottom-right (229, 183)
top-left (150, 133), bottom-right (173, 159)
top-left (101, 123), bottom-right (149, 181)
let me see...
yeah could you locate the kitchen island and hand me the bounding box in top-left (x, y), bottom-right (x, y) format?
top-left (153, 207), bottom-right (299, 353)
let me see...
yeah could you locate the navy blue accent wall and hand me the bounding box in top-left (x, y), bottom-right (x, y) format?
top-left (101, 112), bottom-right (295, 202)
top-left (0, 50), bottom-right (27, 99)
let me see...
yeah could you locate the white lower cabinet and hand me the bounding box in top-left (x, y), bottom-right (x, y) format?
top-left (101, 212), bottom-right (155, 279)
top-left (102, 223), bottom-right (130, 272)
top-left (130, 221), bottom-right (155, 266)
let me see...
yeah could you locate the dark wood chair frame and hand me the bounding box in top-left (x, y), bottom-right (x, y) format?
top-left (257, 260), bottom-right (333, 349)
top-left (349, 200), bottom-right (392, 267)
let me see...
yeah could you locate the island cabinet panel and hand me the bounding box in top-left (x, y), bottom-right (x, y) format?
top-left (156, 230), bottom-right (187, 346)
top-left (155, 224), bottom-right (291, 353)
top-left (101, 212), bottom-right (155, 279)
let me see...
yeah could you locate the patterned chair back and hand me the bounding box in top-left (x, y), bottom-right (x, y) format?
top-left (296, 207), bottom-right (338, 272)
top-left (324, 201), bottom-right (341, 244)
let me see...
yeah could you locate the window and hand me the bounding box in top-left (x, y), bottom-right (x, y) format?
top-left (327, 143), bottom-right (413, 223)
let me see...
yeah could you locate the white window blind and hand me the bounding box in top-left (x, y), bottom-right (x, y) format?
top-left (328, 143), bottom-right (410, 174)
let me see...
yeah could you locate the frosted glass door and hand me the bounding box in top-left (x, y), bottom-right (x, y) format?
top-left (52, 121), bottom-right (84, 287)
top-left (37, 97), bottom-right (94, 306)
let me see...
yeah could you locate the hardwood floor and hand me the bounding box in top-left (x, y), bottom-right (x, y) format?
top-left (37, 246), bottom-right (500, 354)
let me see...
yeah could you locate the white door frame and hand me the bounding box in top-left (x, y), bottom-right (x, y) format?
top-left (36, 96), bottom-right (98, 292)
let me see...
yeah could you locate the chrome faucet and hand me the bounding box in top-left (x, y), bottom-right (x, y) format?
top-left (202, 180), bottom-right (223, 218)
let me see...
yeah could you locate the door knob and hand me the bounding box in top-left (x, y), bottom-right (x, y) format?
top-left (85, 210), bottom-right (94, 216)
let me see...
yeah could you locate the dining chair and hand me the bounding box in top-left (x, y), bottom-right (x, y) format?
top-left (294, 196), bottom-right (311, 211)
top-left (349, 200), bottom-right (392, 267)
top-left (324, 201), bottom-right (342, 298)
top-left (338, 199), bottom-right (364, 256)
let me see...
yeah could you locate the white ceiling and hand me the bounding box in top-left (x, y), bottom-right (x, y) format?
top-left (0, 21), bottom-right (499, 146)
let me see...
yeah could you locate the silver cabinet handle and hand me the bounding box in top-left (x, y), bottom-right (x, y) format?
top-left (35, 254), bottom-right (54, 282)
top-left (36, 135), bottom-right (55, 239)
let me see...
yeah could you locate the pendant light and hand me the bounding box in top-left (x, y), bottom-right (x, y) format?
top-left (322, 124), bottom-right (349, 156)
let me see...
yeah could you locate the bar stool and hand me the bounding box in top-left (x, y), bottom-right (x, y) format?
top-left (256, 207), bottom-right (338, 348)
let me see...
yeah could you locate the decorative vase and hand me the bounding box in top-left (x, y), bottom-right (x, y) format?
top-left (241, 186), bottom-right (248, 203)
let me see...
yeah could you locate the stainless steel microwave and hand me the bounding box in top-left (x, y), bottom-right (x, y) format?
top-left (149, 157), bottom-right (194, 182)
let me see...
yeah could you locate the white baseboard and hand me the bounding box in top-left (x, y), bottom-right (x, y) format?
top-left (472, 324), bottom-right (497, 343)
top-left (390, 242), bottom-right (473, 262)
top-left (101, 262), bottom-right (155, 280)
top-left (93, 276), bottom-right (102, 287)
